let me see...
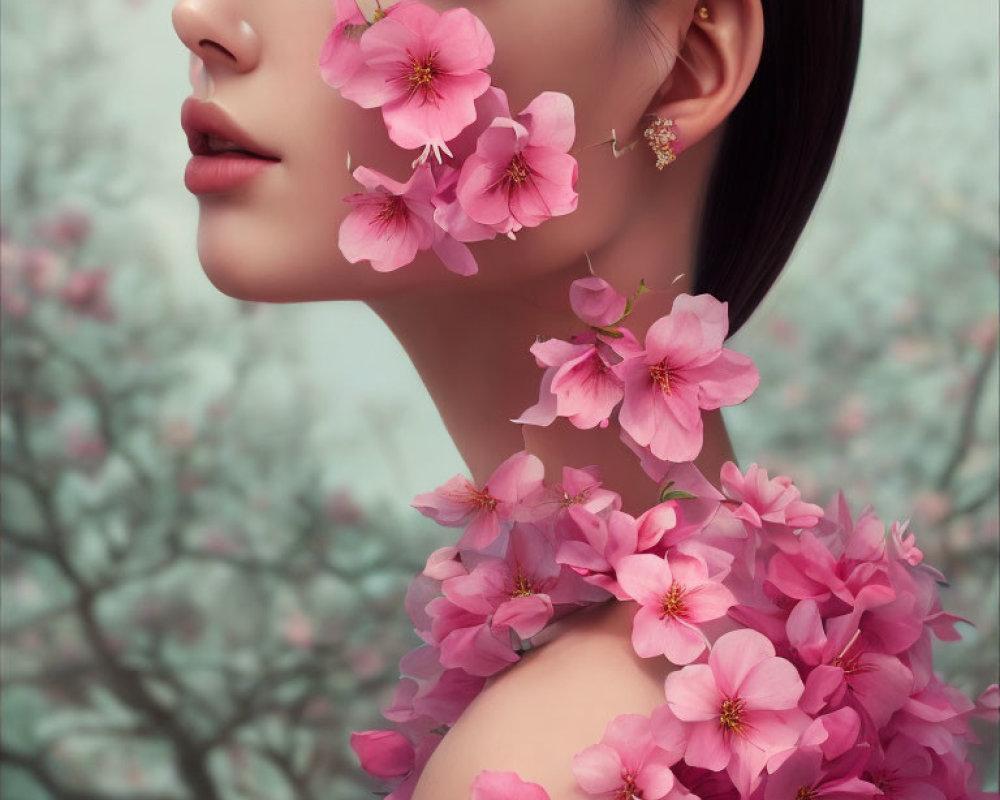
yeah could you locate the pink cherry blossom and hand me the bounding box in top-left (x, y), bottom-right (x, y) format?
top-left (457, 92), bottom-right (578, 237)
top-left (442, 524), bottom-right (562, 640)
top-left (572, 713), bottom-right (687, 800)
top-left (339, 164), bottom-right (436, 272)
top-left (616, 552), bottom-right (736, 664)
top-left (570, 276), bottom-right (628, 327)
top-left (421, 545), bottom-right (466, 581)
top-left (860, 734), bottom-right (947, 800)
top-left (556, 507), bottom-right (639, 599)
top-left (411, 450), bottom-right (545, 549)
top-left (788, 601), bottom-right (914, 728)
top-left (663, 628), bottom-right (807, 797)
top-left (764, 746), bottom-right (879, 800)
top-left (425, 595), bottom-right (519, 676)
top-left (340, 3), bottom-right (495, 161)
top-left (471, 771), bottom-right (551, 800)
top-left (350, 729), bottom-right (415, 779)
top-left (524, 465), bottom-right (622, 522)
top-left (318, 0), bottom-right (380, 92)
top-left (60, 269), bottom-right (114, 321)
top-left (514, 332), bottom-right (637, 429)
top-left (617, 294), bottom-right (758, 463)
top-left (720, 461), bottom-right (824, 531)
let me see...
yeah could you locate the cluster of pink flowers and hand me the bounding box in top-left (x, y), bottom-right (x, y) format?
top-left (346, 281), bottom-right (996, 798)
top-left (350, 450), bottom-right (997, 798)
top-left (517, 277), bottom-right (759, 465)
top-left (320, 0), bottom-right (579, 275)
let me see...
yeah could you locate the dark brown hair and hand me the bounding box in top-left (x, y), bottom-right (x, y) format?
top-left (630, 1), bottom-right (864, 335)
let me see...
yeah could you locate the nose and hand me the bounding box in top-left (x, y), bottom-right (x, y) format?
top-left (171, 0), bottom-right (261, 74)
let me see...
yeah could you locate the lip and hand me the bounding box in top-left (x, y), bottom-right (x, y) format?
top-left (180, 97), bottom-right (282, 161)
top-left (184, 153), bottom-right (279, 195)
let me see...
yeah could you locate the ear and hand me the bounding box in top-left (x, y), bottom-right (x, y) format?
top-left (645, 0), bottom-right (764, 155)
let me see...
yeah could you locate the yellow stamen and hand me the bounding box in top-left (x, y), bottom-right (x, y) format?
top-left (504, 155), bottom-right (530, 185)
top-left (719, 697), bottom-right (745, 733)
top-left (649, 361), bottom-right (673, 394)
top-left (659, 582), bottom-right (688, 619)
top-left (408, 55), bottom-right (436, 93)
top-left (510, 570), bottom-right (534, 598)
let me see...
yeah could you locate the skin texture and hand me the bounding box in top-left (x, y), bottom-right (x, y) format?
top-left (172, 0), bottom-right (764, 792)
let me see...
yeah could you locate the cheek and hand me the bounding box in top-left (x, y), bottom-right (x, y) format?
top-left (195, 0), bottom-right (653, 302)
top-left (195, 0), bottom-right (421, 302)
top-left (455, 0), bottom-right (649, 283)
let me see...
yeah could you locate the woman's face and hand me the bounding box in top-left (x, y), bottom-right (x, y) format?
top-left (172, 0), bottom-right (691, 303)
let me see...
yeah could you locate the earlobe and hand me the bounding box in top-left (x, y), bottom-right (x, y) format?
top-left (646, 0), bottom-right (764, 158)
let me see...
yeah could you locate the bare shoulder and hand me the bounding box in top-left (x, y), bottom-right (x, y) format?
top-left (411, 600), bottom-right (675, 800)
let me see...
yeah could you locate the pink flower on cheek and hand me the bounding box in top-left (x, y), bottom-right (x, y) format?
top-left (348, 3), bottom-right (495, 161)
top-left (572, 713), bottom-right (687, 800)
top-left (615, 552), bottom-right (736, 664)
top-left (318, 0), bottom-right (375, 91)
top-left (471, 771), bottom-right (551, 800)
top-left (663, 629), bottom-right (807, 797)
top-left (618, 294), bottom-right (759, 463)
top-left (457, 92), bottom-right (579, 237)
top-left (339, 165), bottom-right (436, 272)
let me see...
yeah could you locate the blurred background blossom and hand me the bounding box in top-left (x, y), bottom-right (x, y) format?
top-left (1, 0), bottom-right (997, 797)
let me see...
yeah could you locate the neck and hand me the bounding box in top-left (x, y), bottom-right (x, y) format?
top-left (367, 132), bottom-right (735, 515)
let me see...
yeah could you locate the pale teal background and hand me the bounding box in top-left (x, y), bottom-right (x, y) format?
top-left (2, 1), bottom-right (997, 796)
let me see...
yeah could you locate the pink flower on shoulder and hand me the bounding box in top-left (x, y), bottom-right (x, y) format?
top-left (350, 729), bottom-right (414, 779)
top-left (556, 507), bottom-right (639, 598)
top-left (457, 92), bottom-right (578, 237)
top-left (442, 524), bottom-right (561, 640)
top-left (720, 461), bottom-right (824, 531)
top-left (615, 552), bottom-right (736, 664)
top-left (339, 164), bottom-right (436, 272)
top-left (471, 771), bottom-right (551, 800)
top-left (663, 629), bottom-right (807, 797)
top-left (339, 3), bottom-right (494, 161)
top-left (572, 713), bottom-right (690, 800)
top-left (618, 294), bottom-right (759, 463)
top-left (411, 451), bottom-right (545, 549)
top-left (764, 746), bottom-right (880, 800)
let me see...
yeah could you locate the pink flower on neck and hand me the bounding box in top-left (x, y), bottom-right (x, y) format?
top-left (411, 450), bottom-right (545, 549)
top-left (457, 92), bottom-right (578, 237)
top-left (471, 771), bottom-right (551, 800)
top-left (524, 465), bottom-right (622, 522)
top-left (338, 3), bottom-right (495, 162)
top-left (618, 294), bottom-right (759, 463)
top-left (570, 276), bottom-right (629, 327)
top-left (572, 713), bottom-right (689, 800)
top-left (514, 329), bottom-right (639, 429)
top-left (616, 552), bottom-right (736, 664)
top-left (339, 165), bottom-right (436, 272)
top-left (663, 629), bottom-right (807, 797)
